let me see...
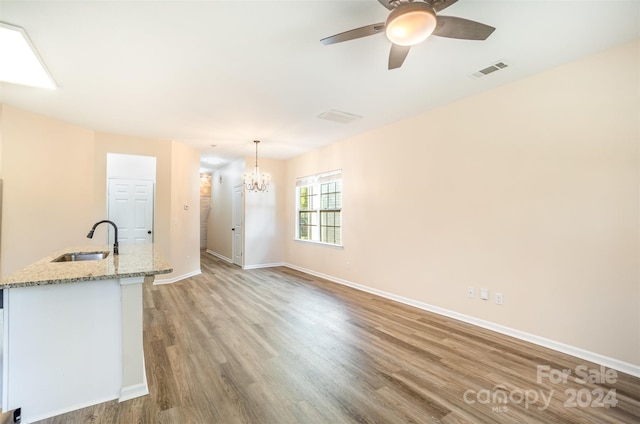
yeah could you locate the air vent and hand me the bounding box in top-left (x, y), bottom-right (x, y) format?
top-left (469, 60), bottom-right (510, 79)
top-left (318, 109), bottom-right (363, 124)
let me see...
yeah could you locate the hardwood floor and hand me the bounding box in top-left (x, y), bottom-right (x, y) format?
top-left (36, 251), bottom-right (639, 423)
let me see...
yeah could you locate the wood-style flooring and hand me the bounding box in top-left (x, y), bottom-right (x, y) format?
top-left (36, 251), bottom-right (640, 423)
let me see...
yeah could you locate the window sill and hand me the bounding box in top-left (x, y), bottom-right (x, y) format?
top-left (294, 239), bottom-right (344, 249)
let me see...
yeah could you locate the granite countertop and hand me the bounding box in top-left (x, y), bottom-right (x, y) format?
top-left (0, 244), bottom-right (173, 288)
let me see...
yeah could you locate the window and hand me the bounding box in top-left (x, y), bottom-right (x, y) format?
top-left (296, 170), bottom-right (342, 245)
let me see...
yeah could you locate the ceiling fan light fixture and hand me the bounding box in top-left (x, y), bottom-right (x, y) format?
top-left (385, 3), bottom-right (437, 46)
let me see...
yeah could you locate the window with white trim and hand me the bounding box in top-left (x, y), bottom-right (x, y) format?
top-left (296, 170), bottom-right (342, 245)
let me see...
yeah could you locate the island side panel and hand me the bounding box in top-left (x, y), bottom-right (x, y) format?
top-left (119, 276), bottom-right (148, 401)
top-left (1, 290), bottom-right (7, 410)
top-left (5, 280), bottom-right (122, 422)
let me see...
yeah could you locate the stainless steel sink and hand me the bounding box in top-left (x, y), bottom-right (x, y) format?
top-left (52, 251), bottom-right (110, 262)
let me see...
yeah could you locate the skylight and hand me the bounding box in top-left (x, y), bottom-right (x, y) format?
top-left (0, 22), bottom-right (57, 89)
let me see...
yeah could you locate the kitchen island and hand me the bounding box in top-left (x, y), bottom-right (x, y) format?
top-left (0, 244), bottom-right (172, 423)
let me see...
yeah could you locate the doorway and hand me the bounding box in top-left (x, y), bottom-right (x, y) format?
top-left (106, 154), bottom-right (156, 246)
top-left (232, 185), bottom-right (243, 267)
top-left (107, 179), bottom-right (154, 244)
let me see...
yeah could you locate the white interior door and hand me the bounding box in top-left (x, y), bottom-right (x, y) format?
top-left (232, 186), bottom-right (243, 267)
top-left (108, 179), bottom-right (154, 245)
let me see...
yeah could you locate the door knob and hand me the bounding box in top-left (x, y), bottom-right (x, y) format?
top-left (232, 228), bottom-right (235, 231)
top-left (147, 231), bottom-right (152, 234)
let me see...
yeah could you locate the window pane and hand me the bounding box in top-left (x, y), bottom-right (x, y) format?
top-left (299, 187), bottom-right (307, 207)
top-left (320, 181), bottom-right (341, 211)
top-left (299, 211), bottom-right (317, 240)
top-left (320, 211), bottom-right (341, 244)
top-left (299, 186), bottom-right (316, 211)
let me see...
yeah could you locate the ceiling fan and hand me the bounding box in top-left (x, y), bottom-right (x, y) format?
top-left (320, 0), bottom-right (496, 70)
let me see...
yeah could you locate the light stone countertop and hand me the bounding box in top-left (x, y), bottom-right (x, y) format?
top-left (0, 244), bottom-right (173, 288)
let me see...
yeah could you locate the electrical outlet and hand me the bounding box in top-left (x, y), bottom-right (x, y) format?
top-left (495, 292), bottom-right (504, 305)
top-left (480, 288), bottom-right (489, 300)
top-left (467, 287), bottom-right (475, 298)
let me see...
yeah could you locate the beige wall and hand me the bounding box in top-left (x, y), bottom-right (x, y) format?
top-left (0, 106), bottom-right (201, 281)
top-left (169, 140), bottom-right (201, 278)
top-left (0, 107), bottom-right (4, 276)
top-left (244, 157), bottom-right (286, 267)
top-left (0, 106), bottom-right (3, 176)
top-left (284, 40), bottom-right (640, 366)
top-left (0, 106), bottom-right (96, 275)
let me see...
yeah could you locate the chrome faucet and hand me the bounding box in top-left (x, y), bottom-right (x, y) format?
top-left (87, 220), bottom-right (119, 255)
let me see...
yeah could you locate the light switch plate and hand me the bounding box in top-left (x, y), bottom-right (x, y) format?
top-left (480, 288), bottom-right (489, 300)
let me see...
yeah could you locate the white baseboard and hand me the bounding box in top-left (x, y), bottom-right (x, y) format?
top-left (243, 262), bottom-right (285, 270)
top-left (22, 394), bottom-right (119, 423)
top-left (153, 269), bottom-right (201, 285)
top-left (284, 263), bottom-right (640, 378)
top-left (119, 382), bottom-right (149, 403)
top-left (205, 249), bottom-right (233, 264)
top-left (120, 355), bottom-right (149, 403)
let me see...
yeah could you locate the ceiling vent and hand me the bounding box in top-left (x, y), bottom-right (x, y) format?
top-left (469, 60), bottom-right (510, 79)
top-left (318, 109), bottom-right (363, 124)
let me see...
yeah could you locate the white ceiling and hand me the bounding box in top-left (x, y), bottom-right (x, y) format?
top-left (0, 1), bottom-right (638, 171)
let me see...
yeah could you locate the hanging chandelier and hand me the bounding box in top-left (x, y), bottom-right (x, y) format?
top-left (243, 140), bottom-right (270, 192)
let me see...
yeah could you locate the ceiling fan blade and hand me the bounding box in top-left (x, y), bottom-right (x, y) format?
top-left (388, 44), bottom-right (411, 70)
top-left (377, 0), bottom-right (396, 10)
top-left (433, 16), bottom-right (496, 40)
top-left (430, 0), bottom-right (460, 12)
top-left (321, 23), bottom-right (386, 45)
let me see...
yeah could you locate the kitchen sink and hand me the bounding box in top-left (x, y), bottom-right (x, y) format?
top-left (52, 251), bottom-right (110, 262)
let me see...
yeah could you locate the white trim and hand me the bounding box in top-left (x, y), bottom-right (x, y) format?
top-left (153, 270), bottom-right (201, 285)
top-left (295, 169), bottom-right (342, 187)
top-left (243, 262), bottom-right (285, 270)
top-left (119, 339), bottom-right (149, 403)
top-left (119, 382), bottom-right (149, 403)
top-left (293, 239), bottom-right (344, 249)
top-left (283, 263), bottom-right (640, 378)
top-left (22, 394), bottom-right (119, 423)
top-left (2, 291), bottom-right (9, 411)
top-left (205, 249), bottom-right (233, 264)
top-left (118, 276), bottom-right (145, 286)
